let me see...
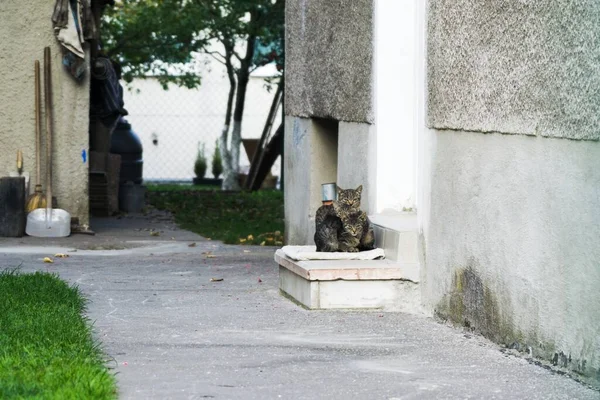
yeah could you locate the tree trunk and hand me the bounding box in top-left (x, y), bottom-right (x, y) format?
top-left (221, 32), bottom-right (256, 191)
top-left (219, 40), bottom-right (239, 190)
top-left (219, 11), bottom-right (258, 191)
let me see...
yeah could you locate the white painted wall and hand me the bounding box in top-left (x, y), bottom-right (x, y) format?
top-left (372, 0), bottom-right (418, 214)
top-left (123, 61), bottom-right (281, 182)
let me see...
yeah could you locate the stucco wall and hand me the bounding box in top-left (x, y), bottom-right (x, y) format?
top-left (285, 0), bottom-right (374, 123)
top-left (428, 0), bottom-right (600, 140)
top-left (424, 0), bottom-right (600, 386)
top-left (337, 122), bottom-right (376, 214)
top-left (0, 1), bottom-right (90, 225)
top-left (284, 116), bottom-right (338, 245)
top-left (423, 130), bottom-right (600, 385)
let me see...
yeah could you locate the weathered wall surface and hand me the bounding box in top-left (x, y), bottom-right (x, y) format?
top-left (425, 0), bottom-right (600, 386)
top-left (284, 116), bottom-right (338, 245)
top-left (0, 1), bottom-right (90, 224)
top-left (423, 131), bottom-right (600, 384)
top-left (428, 0), bottom-right (600, 140)
top-left (337, 122), bottom-right (376, 214)
top-left (285, 0), bottom-right (374, 123)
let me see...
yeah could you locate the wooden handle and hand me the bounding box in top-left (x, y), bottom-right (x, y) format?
top-left (44, 46), bottom-right (52, 211)
top-left (16, 150), bottom-right (23, 172)
top-left (34, 60), bottom-right (41, 185)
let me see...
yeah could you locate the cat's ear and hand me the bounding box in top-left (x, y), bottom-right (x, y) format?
top-left (336, 185), bottom-right (342, 195)
top-left (356, 185), bottom-right (363, 194)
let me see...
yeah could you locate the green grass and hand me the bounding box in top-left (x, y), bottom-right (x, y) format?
top-left (148, 188), bottom-right (284, 245)
top-left (146, 183), bottom-right (220, 192)
top-left (0, 270), bottom-right (117, 399)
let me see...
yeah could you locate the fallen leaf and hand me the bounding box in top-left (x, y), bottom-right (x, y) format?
top-left (123, 362), bottom-right (128, 366)
top-left (243, 250), bottom-right (251, 253)
top-left (202, 251), bottom-right (211, 255)
top-left (43, 257), bottom-right (54, 263)
top-left (247, 234), bottom-right (254, 240)
top-left (54, 253), bottom-right (69, 258)
top-left (150, 231), bottom-right (160, 237)
top-left (210, 278), bottom-right (223, 282)
top-left (239, 238), bottom-right (247, 243)
top-left (260, 241), bottom-right (266, 246)
top-left (188, 242), bottom-right (197, 247)
top-left (206, 255), bottom-right (217, 258)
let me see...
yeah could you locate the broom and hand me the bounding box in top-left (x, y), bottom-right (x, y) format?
top-left (25, 60), bottom-right (47, 212)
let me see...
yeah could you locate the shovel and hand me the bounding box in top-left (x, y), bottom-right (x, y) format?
top-left (26, 60), bottom-right (47, 212)
top-left (26, 46), bottom-right (71, 237)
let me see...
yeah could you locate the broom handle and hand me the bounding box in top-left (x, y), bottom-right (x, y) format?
top-left (35, 60), bottom-right (41, 186)
top-left (44, 47), bottom-right (52, 225)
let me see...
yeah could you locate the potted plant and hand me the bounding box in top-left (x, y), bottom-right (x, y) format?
top-left (193, 141), bottom-right (223, 186)
top-left (212, 139), bottom-right (223, 180)
top-left (193, 143), bottom-right (207, 184)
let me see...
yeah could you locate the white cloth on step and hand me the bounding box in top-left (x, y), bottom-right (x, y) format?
top-left (281, 245), bottom-right (385, 261)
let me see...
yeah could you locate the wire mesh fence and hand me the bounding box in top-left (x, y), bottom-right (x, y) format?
top-left (122, 65), bottom-right (282, 184)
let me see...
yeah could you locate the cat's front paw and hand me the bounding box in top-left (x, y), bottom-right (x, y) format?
top-left (347, 247), bottom-right (359, 253)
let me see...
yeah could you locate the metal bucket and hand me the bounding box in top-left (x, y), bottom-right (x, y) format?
top-left (321, 183), bottom-right (337, 203)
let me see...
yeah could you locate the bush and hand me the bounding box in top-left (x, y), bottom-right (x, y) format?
top-left (212, 139), bottom-right (223, 179)
top-left (194, 143), bottom-right (207, 178)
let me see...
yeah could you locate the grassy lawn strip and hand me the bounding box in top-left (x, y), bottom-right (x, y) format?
top-left (146, 183), bottom-right (220, 192)
top-left (148, 188), bottom-right (284, 245)
top-left (0, 270), bottom-right (117, 399)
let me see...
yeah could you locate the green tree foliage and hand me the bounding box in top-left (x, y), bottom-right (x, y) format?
top-left (102, 0), bottom-right (284, 189)
top-left (103, 0), bottom-right (208, 89)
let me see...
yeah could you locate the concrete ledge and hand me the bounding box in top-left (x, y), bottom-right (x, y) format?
top-left (275, 250), bottom-right (422, 313)
top-left (274, 250), bottom-right (419, 282)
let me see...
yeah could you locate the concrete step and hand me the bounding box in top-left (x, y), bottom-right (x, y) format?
top-left (370, 212), bottom-right (420, 264)
top-left (275, 250), bottom-right (422, 314)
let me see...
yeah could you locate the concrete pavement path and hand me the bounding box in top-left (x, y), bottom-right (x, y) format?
top-left (0, 216), bottom-right (598, 399)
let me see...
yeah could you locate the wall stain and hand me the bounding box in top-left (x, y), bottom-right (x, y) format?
top-left (435, 259), bottom-right (599, 390)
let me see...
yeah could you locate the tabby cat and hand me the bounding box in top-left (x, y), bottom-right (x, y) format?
top-left (314, 185), bottom-right (376, 252)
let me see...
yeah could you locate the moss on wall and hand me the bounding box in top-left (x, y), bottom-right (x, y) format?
top-left (434, 260), bottom-right (599, 388)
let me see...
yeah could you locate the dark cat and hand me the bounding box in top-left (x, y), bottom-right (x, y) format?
top-left (334, 202), bottom-right (375, 252)
top-left (314, 204), bottom-right (341, 252)
top-left (314, 185), bottom-right (375, 252)
top-left (336, 185), bottom-right (362, 209)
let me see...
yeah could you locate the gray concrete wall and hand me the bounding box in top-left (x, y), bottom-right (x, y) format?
top-left (423, 131), bottom-right (600, 385)
top-left (424, 1), bottom-right (600, 386)
top-left (428, 0), bottom-right (600, 140)
top-left (337, 122), bottom-right (376, 214)
top-left (284, 116), bottom-right (338, 245)
top-left (285, 0), bottom-right (374, 123)
top-left (0, 1), bottom-right (90, 225)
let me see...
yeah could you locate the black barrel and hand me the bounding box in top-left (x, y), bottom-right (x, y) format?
top-left (110, 118), bottom-right (143, 184)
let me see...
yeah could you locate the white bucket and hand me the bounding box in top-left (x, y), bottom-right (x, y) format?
top-left (26, 208), bottom-right (71, 237)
